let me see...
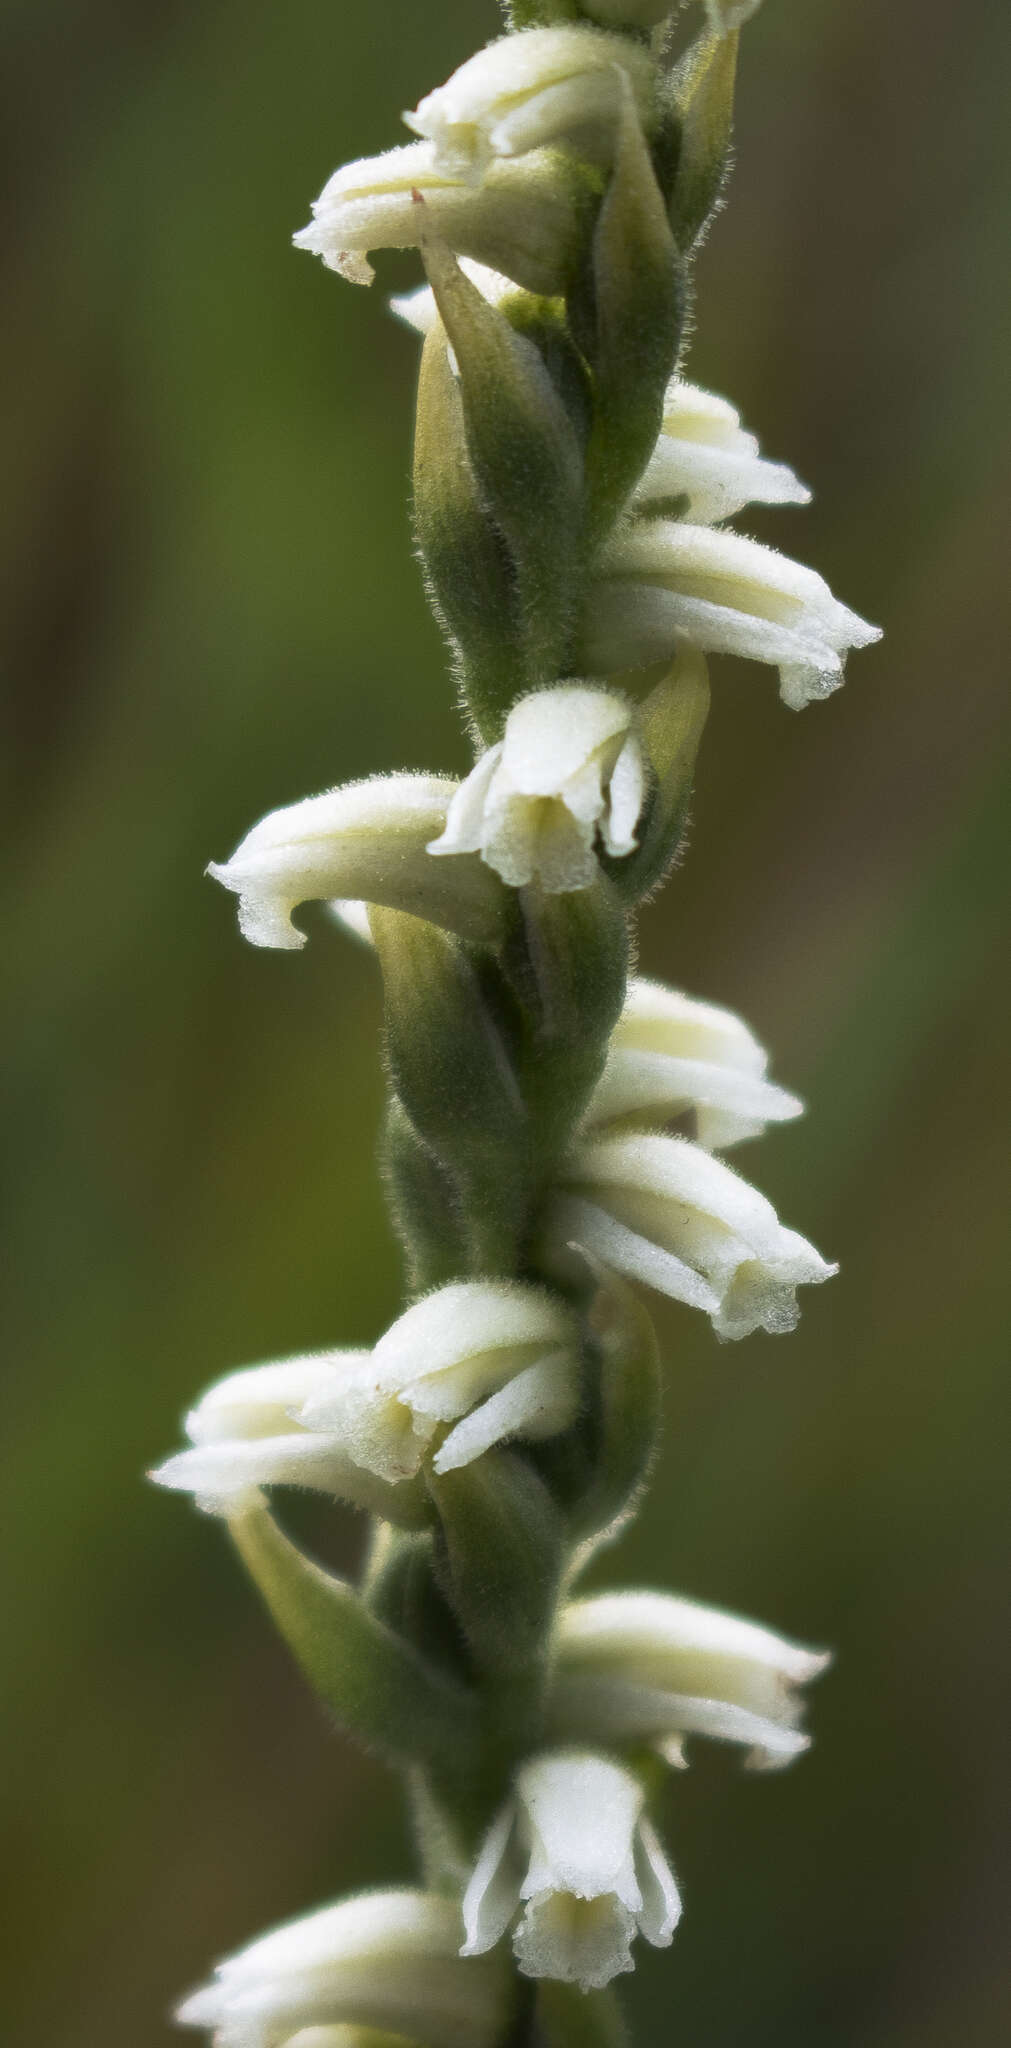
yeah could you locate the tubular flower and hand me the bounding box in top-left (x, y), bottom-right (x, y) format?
top-left (293, 140), bottom-right (599, 295)
top-left (148, 1354), bottom-right (426, 1525)
top-left (176, 1888), bottom-right (508, 2048)
top-left (404, 27), bottom-right (657, 184)
top-left (428, 686), bottom-right (646, 894)
top-left (552, 1591), bottom-right (831, 1771)
top-left (297, 1281), bottom-right (581, 1481)
top-left (551, 1131), bottom-right (836, 1339)
top-left (462, 1751), bottom-right (680, 1992)
top-left (584, 519), bottom-right (881, 709)
top-left (584, 975), bottom-right (804, 1149)
top-left (207, 773), bottom-right (506, 950)
top-left (629, 379), bottom-right (811, 528)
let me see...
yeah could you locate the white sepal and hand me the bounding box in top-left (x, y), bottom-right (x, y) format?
top-left (428, 686), bottom-right (645, 894)
top-left (462, 1751), bottom-right (680, 1992)
top-left (585, 976), bottom-right (803, 1149)
top-left (404, 27), bottom-right (656, 183)
top-left (553, 1590), bottom-right (831, 1769)
top-left (631, 379), bottom-right (810, 527)
top-left (208, 773), bottom-right (502, 950)
top-left (586, 520), bottom-right (881, 708)
top-left (293, 140), bottom-right (595, 297)
top-left (176, 1887), bottom-right (508, 2048)
top-left (298, 1280), bottom-right (580, 1483)
top-left (554, 1131), bottom-right (836, 1339)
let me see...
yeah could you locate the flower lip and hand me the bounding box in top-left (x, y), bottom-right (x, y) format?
top-left (584, 975), bottom-right (805, 1149)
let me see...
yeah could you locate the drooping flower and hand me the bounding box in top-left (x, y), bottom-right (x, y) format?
top-left (297, 1280), bottom-right (581, 1481)
top-left (584, 518), bottom-right (881, 709)
top-left (629, 378), bottom-right (811, 527)
top-left (404, 27), bottom-right (657, 184)
top-left (207, 773), bottom-right (505, 950)
top-left (176, 1888), bottom-right (508, 2048)
top-left (428, 686), bottom-right (645, 894)
top-left (462, 1751), bottom-right (680, 1991)
top-left (148, 1353), bottom-right (425, 1524)
top-left (552, 1590), bottom-right (830, 1771)
top-left (551, 1130), bottom-right (835, 1339)
top-left (293, 140), bottom-right (598, 296)
top-left (584, 975), bottom-right (804, 1149)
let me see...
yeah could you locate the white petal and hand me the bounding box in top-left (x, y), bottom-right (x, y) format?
top-left (632, 1821), bottom-right (681, 1948)
top-left (550, 1675), bottom-right (814, 1763)
top-left (500, 687), bottom-right (631, 798)
top-left (428, 747), bottom-right (503, 858)
top-left (185, 1354), bottom-right (366, 1445)
top-left (516, 1753), bottom-right (644, 1901)
top-left (404, 27), bottom-right (654, 180)
top-left (549, 1194), bottom-right (721, 1315)
top-left (148, 1434), bottom-right (393, 1518)
top-left (586, 1047), bottom-right (804, 1147)
top-left (433, 1351), bottom-right (579, 1472)
top-left (601, 732), bottom-right (645, 857)
top-left (512, 1890), bottom-right (636, 1991)
top-left (462, 1801), bottom-right (523, 1957)
top-left (369, 1280), bottom-right (575, 1392)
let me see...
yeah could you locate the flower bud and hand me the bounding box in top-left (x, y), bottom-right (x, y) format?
top-left (293, 140), bottom-right (601, 297)
top-left (462, 1750), bottom-right (680, 1990)
top-left (552, 1589), bottom-right (830, 1770)
top-left (208, 774), bottom-right (507, 950)
top-left (551, 1130), bottom-right (836, 1339)
top-left (177, 1888), bottom-right (508, 2048)
top-left (428, 686), bottom-right (646, 894)
top-left (629, 377), bottom-right (810, 526)
top-left (584, 519), bottom-right (881, 707)
top-left (585, 974), bottom-right (804, 1148)
top-left (298, 1280), bottom-right (581, 1480)
top-left (404, 27), bottom-right (657, 184)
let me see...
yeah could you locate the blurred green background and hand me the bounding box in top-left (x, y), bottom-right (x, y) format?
top-left (3, 0), bottom-right (1008, 2041)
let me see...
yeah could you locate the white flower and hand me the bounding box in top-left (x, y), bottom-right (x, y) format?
top-left (428, 686), bottom-right (645, 894)
top-left (176, 1887), bottom-right (507, 2048)
top-left (148, 1353), bottom-right (416, 1521)
top-left (293, 140), bottom-right (595, 296)
top-left (584, 520), bottom-right (881, 709)
top-left (462, 1751), bottom-right (680, 1991)
top-left (552, 1591), bottom-right (831, 1771)
top-left (630, 379), bottom-right (811, 527)
top-left (208, 773), bottom-right (504, 950)
top-left (404, 27), bottom-right (656, 184)
top-left (584, 975), bottom-right (804, 1149)
top-left (551, 1130), bottom-right (836, 1339)
top-left (297, 1280), bottom-right (580, 1481)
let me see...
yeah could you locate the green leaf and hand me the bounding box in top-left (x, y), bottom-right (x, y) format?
top-left (422, 236), bottom-right (586, 729)
top-left (666, 26), bottom-right (739, 253)
top-left (230, 1505), bottom-right (478, 1782)
top-left (382, 1094), bottom-right (470, 1294)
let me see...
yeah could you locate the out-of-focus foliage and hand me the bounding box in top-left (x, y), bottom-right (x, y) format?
top-left (2, 1), bottom-right (1008, 2042)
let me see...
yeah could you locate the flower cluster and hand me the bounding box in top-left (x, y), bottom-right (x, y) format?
top-left (159, 3), bottom-right (877, 2040)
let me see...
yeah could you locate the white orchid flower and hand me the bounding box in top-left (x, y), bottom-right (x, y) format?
top-left (148, 1353), bottom-right (424, 1522)
top-left (428, 686), bottom-right (645, 894)
top-left (293, 139), bottom-right (596, 296)
top-left (552, 1590), bottom-right (831, 1771)
top-left (584, 520), bottom-right (881, 708)
top-left (552, 1130), bottom-right (836, 1339)
top-left (297, 1280), bottom-right (581, 1482)
top-left (630, 378), bottom-right (811, 527)
top-left (208, 773), bottom-right (504, 950)
top-left (176, 1888), bottom-right (508, 2048)
top-left (462, 1751), bottom-right (680, 1992)
top-left (584, 975), bottom-right (804, 1149)
top-left (404, 27), bottom-right (656, 184)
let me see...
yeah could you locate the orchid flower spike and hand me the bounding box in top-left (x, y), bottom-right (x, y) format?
top-left (584, 519), bottom-right (881, 709)
top-left (148, 1353), bottom-right (425, 1526)
top-left (207, 773), bottom-right (506, 950)
top-left (462, 1751), bottom-right (680, 1991)
top-left (629, 378), bottom-right (811, 528)
top-left (552, 1130), bottom-right (836, 1339)
top-left (429, 686), bottom-right (646, 894)
top-left (584, 975), bottom-right (804, 1149)
top-left (404, 27), bottom-right (657, 185)
top-left (552, 1590), bottom-right (831, 1771)
top-left (176, 1888), bottom-right (508, 2048)
top-left (293, 140), bottom-right (597, 296)
top-left (296, 1280), bottom-right (581, 1481)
